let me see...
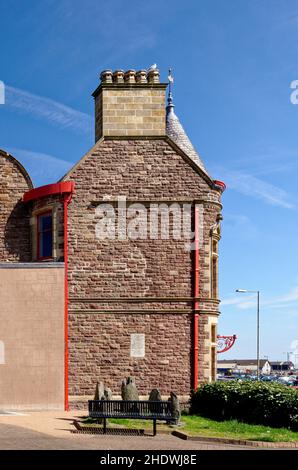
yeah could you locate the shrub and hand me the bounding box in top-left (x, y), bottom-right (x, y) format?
top-left (190, 381), bottom-right (298, 431)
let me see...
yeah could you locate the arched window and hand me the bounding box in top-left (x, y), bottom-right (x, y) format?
top-left (37, 211), bottom-right (53, 260)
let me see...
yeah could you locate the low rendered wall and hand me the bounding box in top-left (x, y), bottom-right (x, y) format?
top-left (0, 263), bottom-right (64, 409)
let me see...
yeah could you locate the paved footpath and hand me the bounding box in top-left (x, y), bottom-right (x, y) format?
top-left (0, 411), bottom-right (252, 450)
top-left (0, 422), bottom-right (252, 450)
top-left (0, 411), bottom-right (295, 451)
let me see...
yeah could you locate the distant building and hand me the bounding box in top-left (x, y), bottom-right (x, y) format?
top-left (270, 361), bottom-right (294, 372)
top-left (218, 359), bottom-right (271, 375)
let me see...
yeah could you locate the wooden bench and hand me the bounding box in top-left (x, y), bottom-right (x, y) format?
top-left (88, 399), bottom-right (176, 436)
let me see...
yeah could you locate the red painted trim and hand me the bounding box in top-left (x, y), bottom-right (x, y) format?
top-left (23, 181), bottom-right (74, 410)
top-left (217, 335), bottom-right (237, 354)
top-left (36, 210), bottom-right (53, 261)
top-left (23, 182), bottom-right (75, 203)
top-left (63, 191), bottom-right (73, 412)
top-left (193, 204), bottom-right (200, 390)
top-left (213, 180), bottom-right (226, 192)
top-left (24, 181), bottom-right (74, 410)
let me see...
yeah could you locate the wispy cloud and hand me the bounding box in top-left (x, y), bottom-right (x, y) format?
top-left (7, 147), bottom-right (73, 186)
top-left (222, 285), bottom-right (298, 312)
top-left (227, 147), bottom-right (298, 178)
top-left (274, 286), bottom-right (298, 304)
top-left (223, 214), bottom-right (259, 240)
top-left (221, 297), bottom-right (246, 307)
top-left (221, 295), bottom-right (259, 310)
top-left (6, 85), bottom-right (93, 135)
top-left (215, 168), bottom-right (295, 209)
top-left (19, 1), bottom-right (159, 75)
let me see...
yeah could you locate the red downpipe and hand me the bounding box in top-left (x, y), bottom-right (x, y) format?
top-left (63, 192), bottom-right (73, 411)
top-left (193, 204), bottom-right (200, 390)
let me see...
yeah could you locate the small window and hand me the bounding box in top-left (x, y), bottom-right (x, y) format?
top-left (211, 324), bottom-right (217, 343)
top-left (37, 212), bottom-right (53, 260)
top-left (211, 239), bottom-right (218, 298)
top-left (211, 346), bottom-right (216, 381)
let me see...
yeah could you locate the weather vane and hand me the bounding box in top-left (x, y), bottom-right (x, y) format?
top-left (168, 68), bottom-right (174, 90)
top-left (167, 69), bottom-right (174, 107)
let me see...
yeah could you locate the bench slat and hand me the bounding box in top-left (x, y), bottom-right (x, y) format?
top-left (88, 400), bottom-right (173, 420)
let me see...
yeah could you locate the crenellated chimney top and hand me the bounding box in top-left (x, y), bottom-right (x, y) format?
top-left (100, 69), bottom-right (113, 84)
top-left (124, 69), bottom-right (136, 84)
top-left (93, 67), bottom-right (166, 141)
top-left (96, 68), bottom-right (160, 87)
top-left (147, 69), bottom-right (160, 84)
top-left (112, 70), bottom-right (125, 83)
top-left (135, 70), bottom-right (147, 84)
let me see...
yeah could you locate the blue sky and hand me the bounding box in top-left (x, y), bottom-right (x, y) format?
top-left (0, 0), bottom-right (297, 363)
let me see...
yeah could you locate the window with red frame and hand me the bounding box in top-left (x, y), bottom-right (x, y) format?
top-left (37, 212), bottom-right (53, 260)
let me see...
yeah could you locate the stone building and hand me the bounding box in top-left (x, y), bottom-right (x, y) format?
top-left (0, 68), bottom-right (225, 409)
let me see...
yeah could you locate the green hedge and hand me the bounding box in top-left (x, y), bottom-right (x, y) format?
top-left (190, 381), bottom-right (298, 431)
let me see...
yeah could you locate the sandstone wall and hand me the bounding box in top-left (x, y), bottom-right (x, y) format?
top-left (0, 264), bottom-right (64, 409)
top-left (95, 85), bottom-right (166, 140)
top-left (65, 138), bottom-right (222, 399)
top-left (0, 151), bottom-right (32, 262)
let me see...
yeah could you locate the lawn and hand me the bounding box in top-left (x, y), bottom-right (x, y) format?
top-left (180, 415), bottom-right (298, 442)
top-left (82, 414), bottom-right (298, 442)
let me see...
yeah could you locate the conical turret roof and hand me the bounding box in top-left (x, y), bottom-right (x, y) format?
top-left (166, 91), bottom-right (207, 173)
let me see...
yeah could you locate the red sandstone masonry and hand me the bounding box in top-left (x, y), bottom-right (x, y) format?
top-left (65, 138), bottom-right (222, 398)
top-left (68, 312), bottom-right (192, 396)
top-left (0, 151), bottom-right (32, 262)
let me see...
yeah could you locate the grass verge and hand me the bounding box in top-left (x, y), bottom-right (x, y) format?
top-left (181, 415), bottom-right (298, 442)
top-left (81, 415), bottom-right (298, 442)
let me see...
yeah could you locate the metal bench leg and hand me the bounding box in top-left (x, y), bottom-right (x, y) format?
top-left (103, 417), bottom-right (107, 434)
top-left (153, 419), bottom-right (157, 436)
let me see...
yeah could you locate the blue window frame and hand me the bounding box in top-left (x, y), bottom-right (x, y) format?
top-left (37, 211), bottom-right (53, 260)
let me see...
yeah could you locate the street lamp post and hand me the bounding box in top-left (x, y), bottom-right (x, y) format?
top-left (283, 351), bottom-right (291, 363)
top-left (236, 289), bottom-right (260, 380)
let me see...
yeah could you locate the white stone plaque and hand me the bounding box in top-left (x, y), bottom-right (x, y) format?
top-left (130, 334), bottom-right (145, 358)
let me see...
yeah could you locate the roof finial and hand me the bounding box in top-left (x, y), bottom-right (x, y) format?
top-left (167, 68), bottom-right (175, 114)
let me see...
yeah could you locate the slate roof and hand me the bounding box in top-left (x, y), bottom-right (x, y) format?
top-left (166, 91), bottom-right (207, 173)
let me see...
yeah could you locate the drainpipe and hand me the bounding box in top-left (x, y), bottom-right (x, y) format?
top-left (193, 204), bottom-right (200, 390)
top-left (63, 191), bottom-right (73, 411)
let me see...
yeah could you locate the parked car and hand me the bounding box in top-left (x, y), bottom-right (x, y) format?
top-left (277, 376), bottom-right (291, 384)
top-left (288, 379), bottom-right (298, 389)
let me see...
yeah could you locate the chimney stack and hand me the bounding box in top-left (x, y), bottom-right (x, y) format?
top-left (135, 70), bottom-right (147, 84)
top-left (92, 68), bottom-right (167, 141)
top-left (113, 70), bottom-right (125, 83)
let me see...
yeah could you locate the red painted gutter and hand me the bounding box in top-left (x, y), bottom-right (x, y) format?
top-left (23, 181), bottom-right (74, 411)
top-left (23, 181), bottom-right (74, 203)
top-left (213, 180), bottom-right (226, 192)
top-left (193, 204), bottom-right (200, 390)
